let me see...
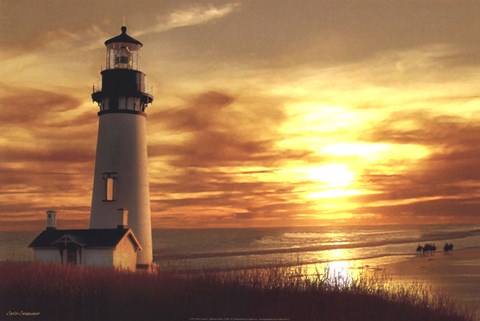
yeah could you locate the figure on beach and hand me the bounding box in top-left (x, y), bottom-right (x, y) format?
top-left (416, 243), bottom-right (437, 254)
top-left (443, 243), bottom-right (454, 253)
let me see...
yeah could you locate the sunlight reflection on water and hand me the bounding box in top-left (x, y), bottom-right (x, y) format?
top-left (303, 248), bottom-right (370, 284)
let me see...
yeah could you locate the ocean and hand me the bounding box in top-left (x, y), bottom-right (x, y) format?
top-left (153, 224), bottom-right (480, 271)
top-left (5, 224), bottom-right (480, 271)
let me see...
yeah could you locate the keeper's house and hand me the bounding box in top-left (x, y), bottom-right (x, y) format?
top-left (28, 210), bottom-right (141, 271)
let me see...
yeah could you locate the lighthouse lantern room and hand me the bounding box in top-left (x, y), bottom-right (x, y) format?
top-left (92, 26), bottom-right (153, 114)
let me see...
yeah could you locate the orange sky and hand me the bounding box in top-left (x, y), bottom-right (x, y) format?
top-left (2, 0), bottom-right (480, 231)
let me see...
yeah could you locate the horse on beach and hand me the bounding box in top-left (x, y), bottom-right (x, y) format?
top-left (443, 243), bottom-right (454, 253)
top-left (416, 243), bottom-right (453, 254)
top-left (416, 243), bottom-right (437, 254)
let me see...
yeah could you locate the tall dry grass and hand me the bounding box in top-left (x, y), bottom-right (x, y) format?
top-left (0, 261), bottom-right (475, 321)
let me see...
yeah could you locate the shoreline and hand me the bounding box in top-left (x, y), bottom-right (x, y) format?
top-left (381, 247), bottom-right (480, 318)
top-left (382, 246), bottom-right (480, 275)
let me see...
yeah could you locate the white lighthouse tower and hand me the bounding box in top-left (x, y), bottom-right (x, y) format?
top-left (90, 26), bottom-right (154, 268)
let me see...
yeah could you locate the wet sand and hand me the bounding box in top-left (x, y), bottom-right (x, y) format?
top-left (382, 247), bottom-right (480, 318)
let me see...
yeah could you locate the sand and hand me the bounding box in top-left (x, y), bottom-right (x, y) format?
top-left (382, 247), bottom-right (480, 318)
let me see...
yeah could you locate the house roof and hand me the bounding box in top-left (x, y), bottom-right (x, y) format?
top-left (28, 228), bottom-right (141, 250)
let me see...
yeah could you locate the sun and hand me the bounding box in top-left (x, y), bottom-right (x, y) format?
top-left (304, 164), bottom-right (361, 200)
top-left (306, 164), bottom-right (354, 188)
top-left (275, 163), bottom-right (358, 200)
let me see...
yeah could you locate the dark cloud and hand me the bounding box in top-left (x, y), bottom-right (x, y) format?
top-left (365, 111), bottom-right (480, 147)
top-left (156, 91), bottom-right (235, 132)
top-left (143, 90), bottom-right (321, 225)
top-left (353, 197), bottom-right (480, 224)
top-left (148, 162), bottom-right (313, 226)
top-left (150, 171), bottom-right (266, 195)
top-left (0, 167), bottom-right (92, 209)
top-left (364, 112), bottom-right (480, 185)
top-left (0, 85), bottom-right (96, 219)
top-left (0, 97), bottom-right (94, 231)
top-left (233, 212), bottom-right (256, 220)
top-left (356, 111), bottom-right (480, 221)
top-left (150, 176), bottom-right (297, 212)
top-left (0, 85), bottom-right (97, 145)
top-left (0, 85), bottom-right (82, 124)
top-left (0, 146), bottom-right (94, 164)
top-left (149, 90), bottom-right (311, 167)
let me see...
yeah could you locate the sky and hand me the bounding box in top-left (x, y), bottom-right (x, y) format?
top-left (2, 0), bottom-right (480, 231)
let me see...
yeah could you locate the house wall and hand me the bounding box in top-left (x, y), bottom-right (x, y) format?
top-left (33, 249), bottom-right (61, 263)
top-left (113, 237), bottom-right (137, 270)
top-left (32, 246), bottom-right (135, 269)
top-left (84, 249), bottom-right (114, 267)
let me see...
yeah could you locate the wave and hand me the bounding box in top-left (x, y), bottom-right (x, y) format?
top-left (155, 228), bottom-right (480, 260)
top-left (420, 228), bottom-right (480, 241)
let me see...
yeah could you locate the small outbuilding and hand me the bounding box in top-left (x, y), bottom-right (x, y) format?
top-left (29, 211), bottom-right (142, 271)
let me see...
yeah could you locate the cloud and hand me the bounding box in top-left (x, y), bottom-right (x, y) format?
top-left (0, 146), bottom-right (94, 164)
top-left (233, 211), bottom-right (255, 220)
top-left (166, 3), bottom-right (240, 29)
top-left (0, 85), bottom-right (96, 166)
top-left (364, 111), bottom-right (480, 147)
top-left (134, 2), bottom-right (241, 36)
top-left (353, 196), bottom-right (480, 224)
top-left (157, 91), bottom-right (235, 132)
top-left (143, 88), bottom-right (320, 226)
top-left (0, 84), bottom-right (96, 134)
top-left (353, 111), bottom-right (480, 222)
top-left (0, 84), bottom-right (83, 124)
top-left (0, 84), bottom-right (97, 230)
top-left (149, 90), bottom-right (311, 167)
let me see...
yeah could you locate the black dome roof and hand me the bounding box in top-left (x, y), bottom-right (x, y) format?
top-left (105, 26), bottom-right (143, 47)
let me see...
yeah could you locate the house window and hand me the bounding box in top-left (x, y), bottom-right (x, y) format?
top-left (102, 173), bottom-right (118, 201)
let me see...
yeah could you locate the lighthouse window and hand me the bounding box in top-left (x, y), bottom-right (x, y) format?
top-left (102, 173), bottom-right (118, 201)
top-left (114, 47), bottom-right (133, 69)
top-left (106, 178), bottom-right (115, 201)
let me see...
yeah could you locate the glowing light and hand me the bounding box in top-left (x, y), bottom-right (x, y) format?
top-left (280, 104), bottom-right (361, 133)
top-left (308, 189), bottom-right (361, 199)
top-left (321, 143), bottom-right (390, 159)
top-left (327, 260), bottom-right (351, 283)
top-left (306, 164), bottom-right (354, 188)
top-left (305, 248), bottom-right (362, 283)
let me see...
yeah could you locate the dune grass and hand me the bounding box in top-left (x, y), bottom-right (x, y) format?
top-left (0, 261), bottom-right (475, 321)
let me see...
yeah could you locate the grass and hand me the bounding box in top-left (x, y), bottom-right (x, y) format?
top-left (0, 261), bottom-right (475, 321)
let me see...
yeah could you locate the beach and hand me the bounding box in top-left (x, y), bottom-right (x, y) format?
top-left (382, 247), bottom-right (480, 318)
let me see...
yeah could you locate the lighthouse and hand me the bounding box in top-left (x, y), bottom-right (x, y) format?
top-left (90, 26), bottom-right (154, 268)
